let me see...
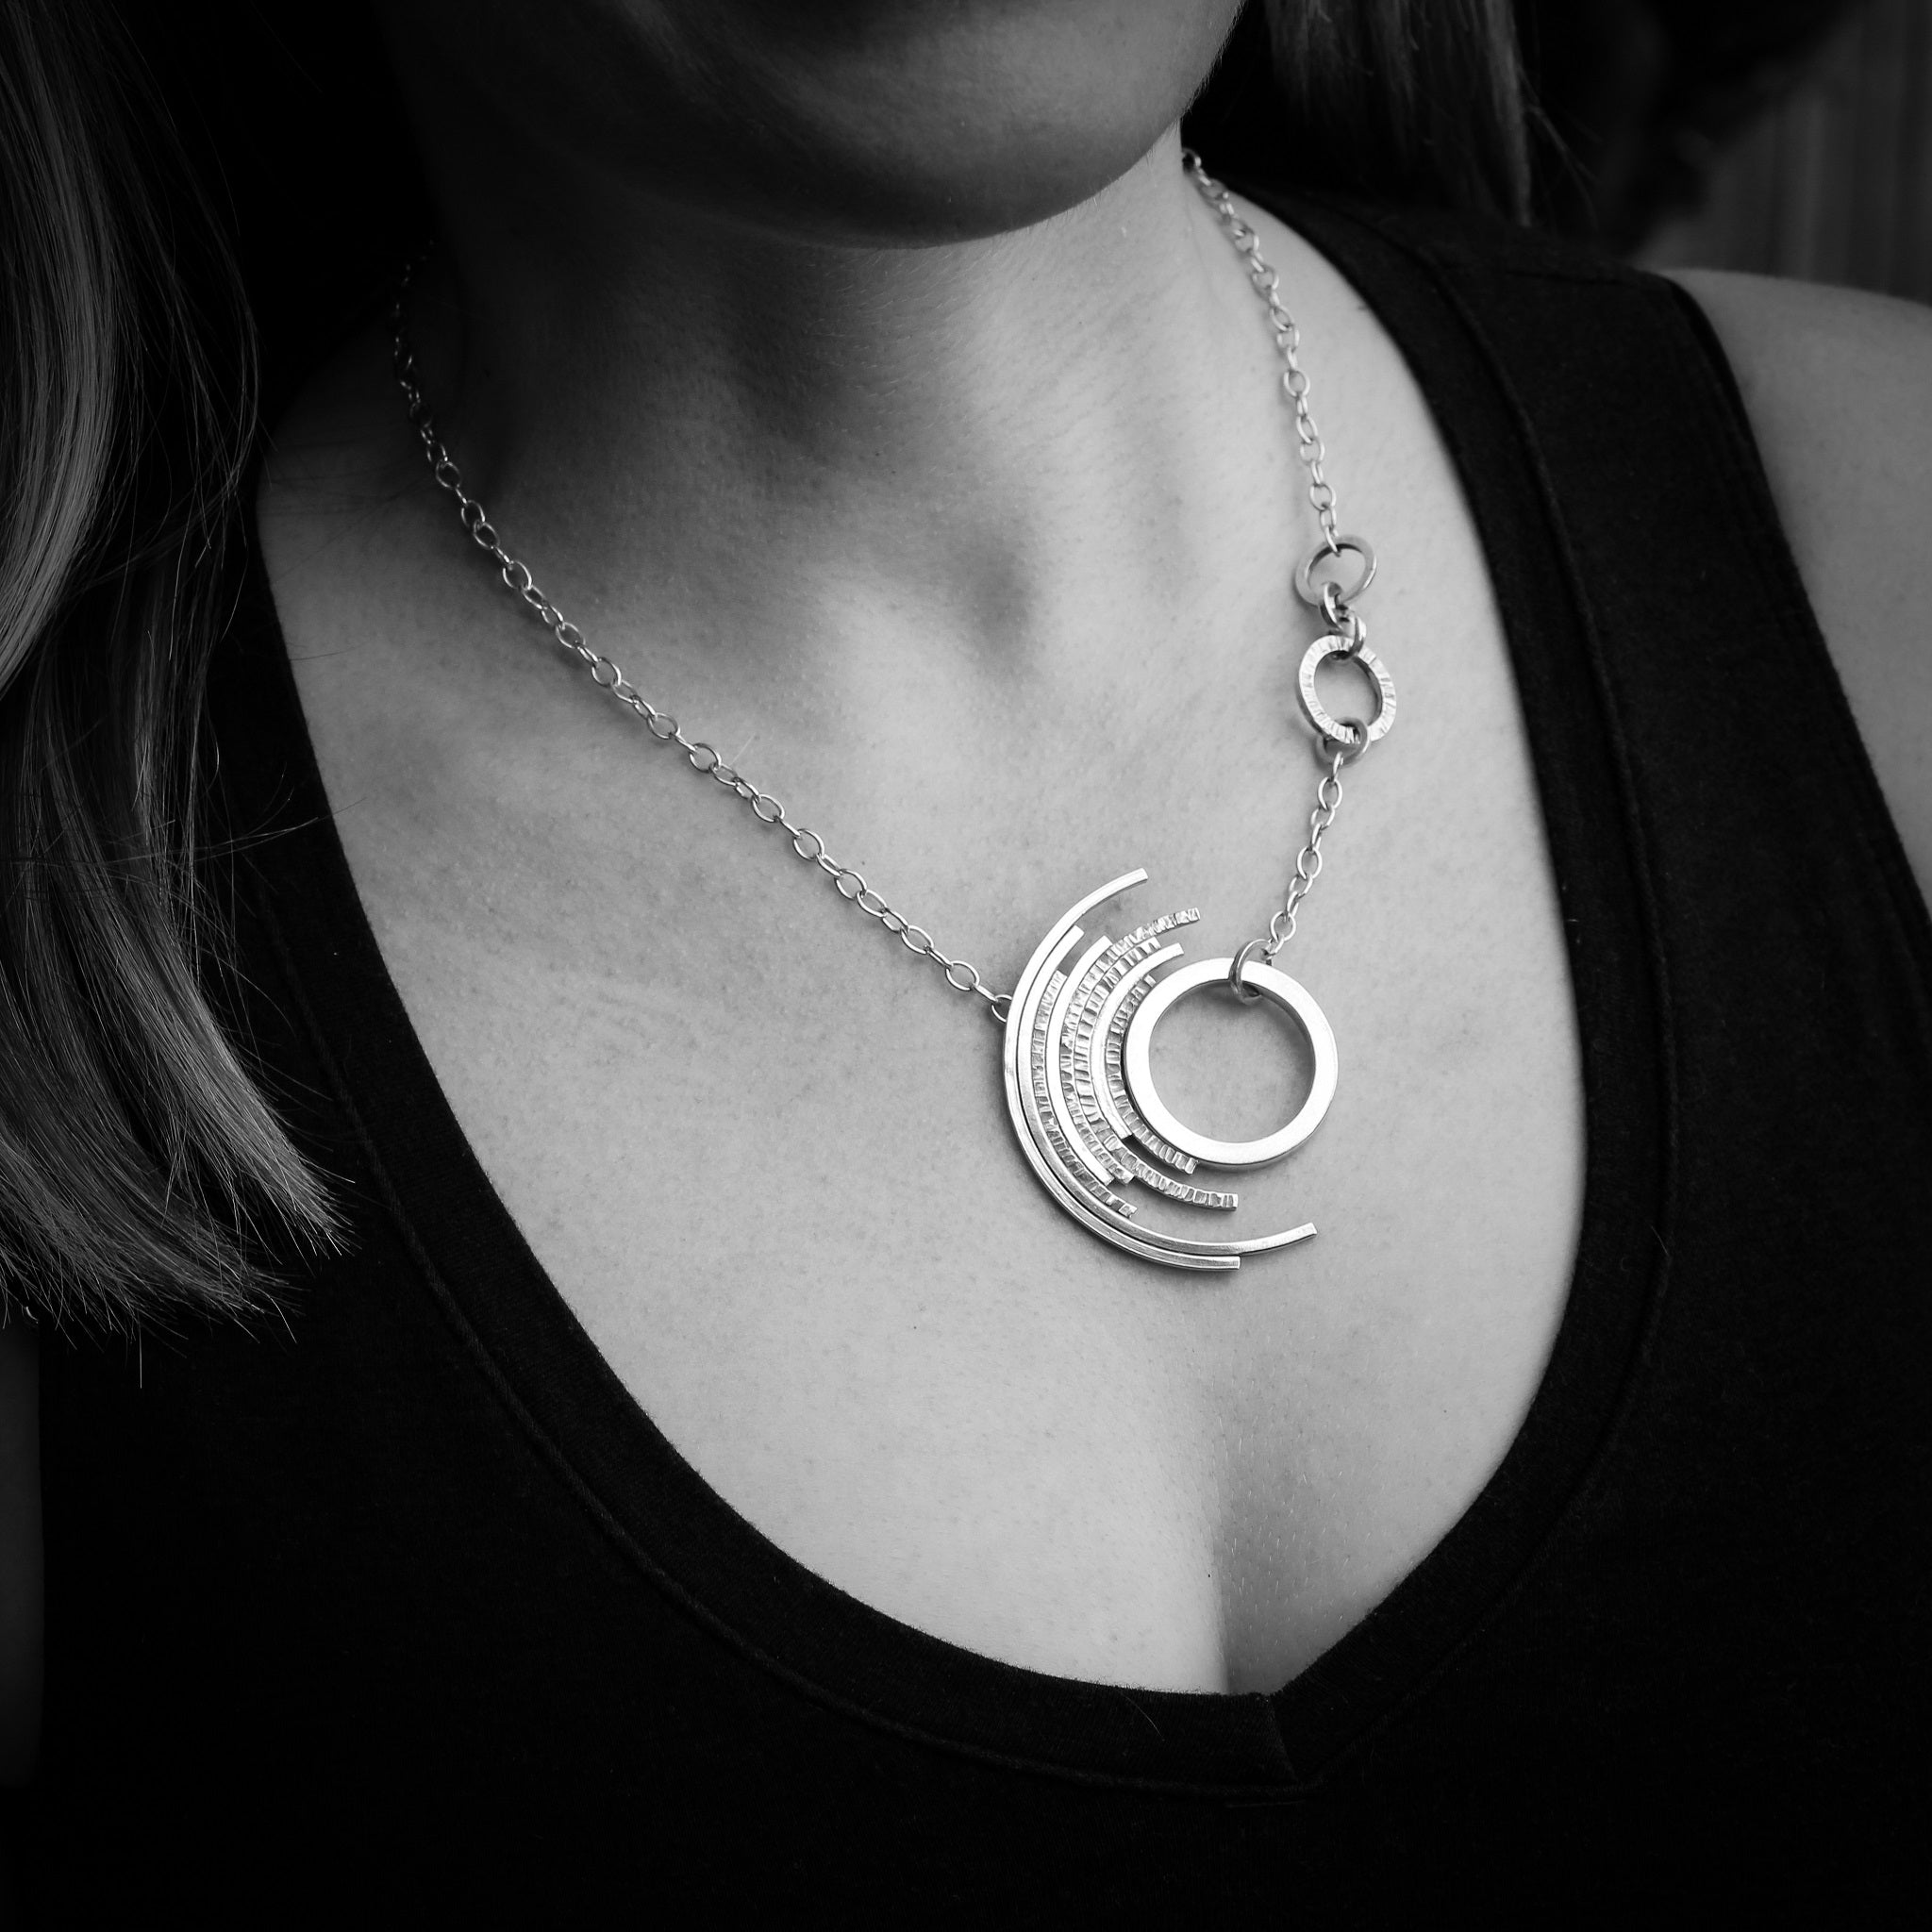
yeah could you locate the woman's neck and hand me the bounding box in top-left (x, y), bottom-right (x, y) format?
top-left (401, 121), bottom-right (1303, 670)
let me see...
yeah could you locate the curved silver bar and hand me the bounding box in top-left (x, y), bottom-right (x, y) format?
top-left (1088, 964), bottom-right (1155, 1145)
top-left (1002, 874), bottom-right (1319, 1270)
top-left (1045, 931), bottom-right (1130, 1188)
top-left (1090, 946), bottom-right (1194, 1171)
top-left (1007, 921), bottom-right (1235, 1269)
top-left (1022, 957), bottom-right (1130, 1212)
top-left (1007, 870), bottom-right (1148, 1008)
top-left (1055, 927), bottom-right (1179, 1180)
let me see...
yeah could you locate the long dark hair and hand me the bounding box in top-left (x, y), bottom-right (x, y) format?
top-left (0, 0), bottom-right (334, 1330)
top-left (0, 0), bottom-right (1529, 1329)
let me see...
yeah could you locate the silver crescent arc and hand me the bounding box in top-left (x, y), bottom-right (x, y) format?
top-left (1000, 871), bottom-right (1319, 1272)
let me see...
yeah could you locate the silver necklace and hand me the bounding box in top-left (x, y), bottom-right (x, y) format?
top-left (391, 153), bottom-right (1395, 1273)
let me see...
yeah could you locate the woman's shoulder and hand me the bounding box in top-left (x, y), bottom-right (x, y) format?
top-left (1671, 270), bottom-right (1932, 901)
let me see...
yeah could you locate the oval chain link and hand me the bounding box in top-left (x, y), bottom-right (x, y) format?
top-left (392, 157), bottom-right (1373, 1024)
top-left (1183, 149), bottom-right (1341, 553)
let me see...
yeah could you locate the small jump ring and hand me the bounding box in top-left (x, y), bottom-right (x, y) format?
top-left (1295, 533), bottom-right (1376, 609)
top-left (1319, 584), bottom-right (1366, 649)
top-left (1321, 716), bottom-right (1374, 763)
top-left (1228, 939), bottom-right (1268, 1004)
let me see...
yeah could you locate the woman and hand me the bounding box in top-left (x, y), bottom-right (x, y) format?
top-left (3, 0), bottom-right (1928, 1913)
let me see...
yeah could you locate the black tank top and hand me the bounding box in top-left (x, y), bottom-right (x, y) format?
top-left (29, 194), bottom-right (1932, 1919)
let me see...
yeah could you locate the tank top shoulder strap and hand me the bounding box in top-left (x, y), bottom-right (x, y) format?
top-left (1231, 190), bottom-right (1932, 1787)
top-left (1245, 187), bottom-right (1932, 981)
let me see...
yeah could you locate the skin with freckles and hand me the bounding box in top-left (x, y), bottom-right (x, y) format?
top-left (7, 3), bottom-right (1924, 1752)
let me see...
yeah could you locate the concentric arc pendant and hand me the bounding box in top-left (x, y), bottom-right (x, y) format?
top-left (1000, 870), bottom-right (1337, 1272)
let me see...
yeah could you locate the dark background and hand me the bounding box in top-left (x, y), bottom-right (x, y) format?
top-left (1636, 0), bottom-right (1932, 296)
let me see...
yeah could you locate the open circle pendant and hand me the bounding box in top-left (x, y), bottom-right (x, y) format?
top-left (1122, 958), bottom-right (1337, 1170)
top-left (1001, 871), bottom-right (1335, 1272)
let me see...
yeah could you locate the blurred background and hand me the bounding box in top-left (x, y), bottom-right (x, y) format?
top-left (1536, 0), bottom-right (1932, 299)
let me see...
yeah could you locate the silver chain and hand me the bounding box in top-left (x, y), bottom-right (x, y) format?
top-left (391, 155), bottom-right (1379, 1022)
top-left (1271, 746), bottom-right (1347, 954)
top-left (1183, 149), bottom-right (1341, 549)
top-left (1184, 150), bottom-right (1385, 975)
top-left (391, 278), bottom-right (1015, 1024)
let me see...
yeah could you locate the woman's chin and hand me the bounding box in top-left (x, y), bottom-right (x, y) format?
top-left (690, 0), bottom-right (1241, 242)
top-left (687, 108), bottom-right (1193, 248)
top-left (386, 0), bottom-right (1241, 244)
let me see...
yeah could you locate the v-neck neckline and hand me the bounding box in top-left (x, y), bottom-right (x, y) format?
top-left (222, 188), bottom-right (1672, 1791)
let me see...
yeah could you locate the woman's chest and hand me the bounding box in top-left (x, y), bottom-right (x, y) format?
top-left (271, 278), bottom-right (1593, 1689)
top-left (299, 591), bottom-right (1585, 1695)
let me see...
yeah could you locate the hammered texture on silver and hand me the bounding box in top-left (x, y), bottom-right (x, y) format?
top-left (1001, 872), bottom-right (1320, 1272)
